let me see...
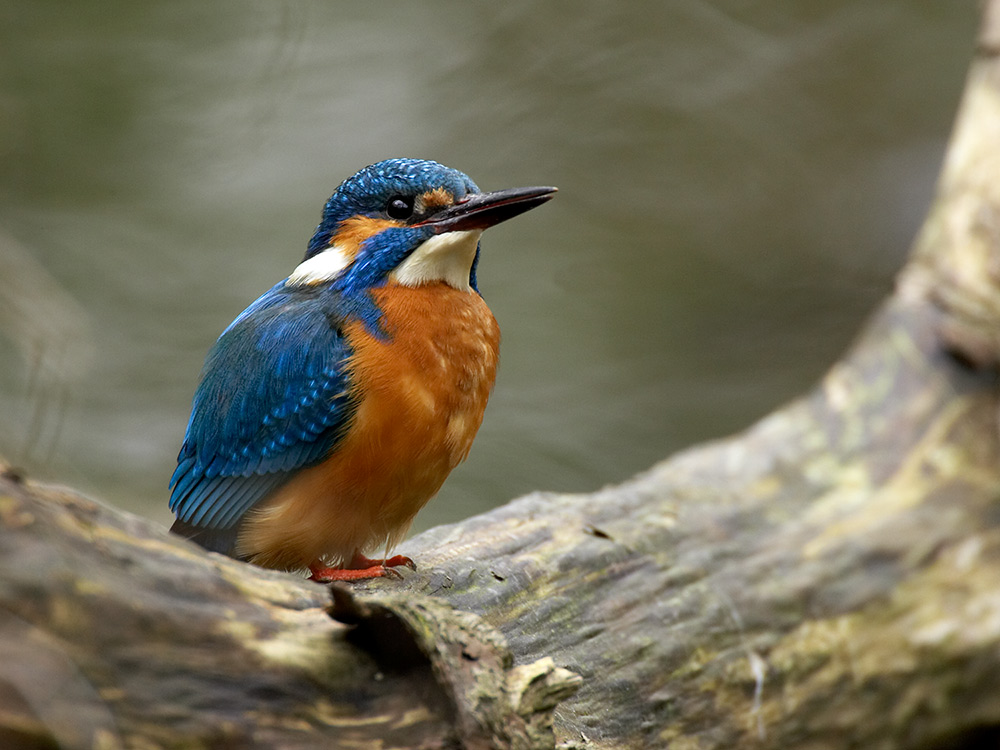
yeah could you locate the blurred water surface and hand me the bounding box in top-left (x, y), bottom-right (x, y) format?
top-left (0, 2), bottom-right (978, 531)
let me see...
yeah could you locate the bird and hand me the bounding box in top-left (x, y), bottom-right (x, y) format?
top-left (168, 158), bottom-right (556, 582)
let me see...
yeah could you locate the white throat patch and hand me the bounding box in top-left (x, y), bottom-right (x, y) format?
top-left (390, 230), bottom-right (482, 290)
top-left (285, 244), bottom-right (352, 287)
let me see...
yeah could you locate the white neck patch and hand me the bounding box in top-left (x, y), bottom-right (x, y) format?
top-left (390, 230), bottom-right (482, 291)
top-left (285, 244), bottom-right (352, 287)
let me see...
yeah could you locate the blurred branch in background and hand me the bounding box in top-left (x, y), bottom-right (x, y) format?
top-left (0, 228), bottom-right (94, 467)
top-left (899, 0), bottom-right (1000, 370)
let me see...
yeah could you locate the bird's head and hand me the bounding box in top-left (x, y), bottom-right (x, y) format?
top-left (291, 158), bottom-right (556, 294)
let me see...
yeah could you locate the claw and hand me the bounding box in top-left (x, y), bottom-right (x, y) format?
top-left (381, 554), bottom-right (417, 571)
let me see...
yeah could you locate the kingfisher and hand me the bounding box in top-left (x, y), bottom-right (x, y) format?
top-left (168, 158), bottom-right (556, 582)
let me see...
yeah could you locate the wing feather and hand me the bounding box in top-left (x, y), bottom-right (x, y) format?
top-left (169, 282), bottom-right (356, 537)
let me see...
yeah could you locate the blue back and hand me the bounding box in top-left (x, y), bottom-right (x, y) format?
top-left (169, 282), bottom-right (355, 531)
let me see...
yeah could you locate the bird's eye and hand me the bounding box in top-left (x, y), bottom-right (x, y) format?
top-left (386, 195), bottom-right (415, 220)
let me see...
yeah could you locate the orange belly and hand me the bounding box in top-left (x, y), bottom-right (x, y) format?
top-left (236, 282), bottom-right (500, 571)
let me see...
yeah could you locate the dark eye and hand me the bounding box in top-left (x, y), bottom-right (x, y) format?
top-left (386, 195), bottom-right (415, 220)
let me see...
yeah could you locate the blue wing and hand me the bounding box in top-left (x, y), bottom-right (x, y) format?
top-left (169, 282), bottom-right (356, 539)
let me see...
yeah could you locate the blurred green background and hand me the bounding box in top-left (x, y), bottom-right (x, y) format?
top-left (0, 2), bottom-right (979, 533)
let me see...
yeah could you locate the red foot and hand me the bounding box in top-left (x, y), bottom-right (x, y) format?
top-left (307, 551), bottom-right (416, 583)
top-left (308, 564), bottom-right (393, 582)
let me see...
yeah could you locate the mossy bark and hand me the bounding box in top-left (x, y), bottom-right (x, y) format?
top-left (3, 4), bottom-right (1000, 749)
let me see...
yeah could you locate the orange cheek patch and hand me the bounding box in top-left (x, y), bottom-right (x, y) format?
top-left (332, 216), bottom-right (401, 259)
top-left (419, 188), bottom-right (453, 212)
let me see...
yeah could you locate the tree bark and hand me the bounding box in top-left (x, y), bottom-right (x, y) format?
top-left (3, 5), bottom-right (1000, 749)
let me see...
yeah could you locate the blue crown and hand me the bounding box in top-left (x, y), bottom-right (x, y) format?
top-left (306, 158), bottom-right (480, 259)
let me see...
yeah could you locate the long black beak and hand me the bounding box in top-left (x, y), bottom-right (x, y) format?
top-left (420, 185), bottom-right (557, 234)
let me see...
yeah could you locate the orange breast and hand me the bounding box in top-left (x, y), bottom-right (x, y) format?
top-left (236, 282), bottom-right (500, 571)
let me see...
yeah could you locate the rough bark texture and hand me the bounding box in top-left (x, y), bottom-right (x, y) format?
top-left (3, 5), bottom-right (1000, 749)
